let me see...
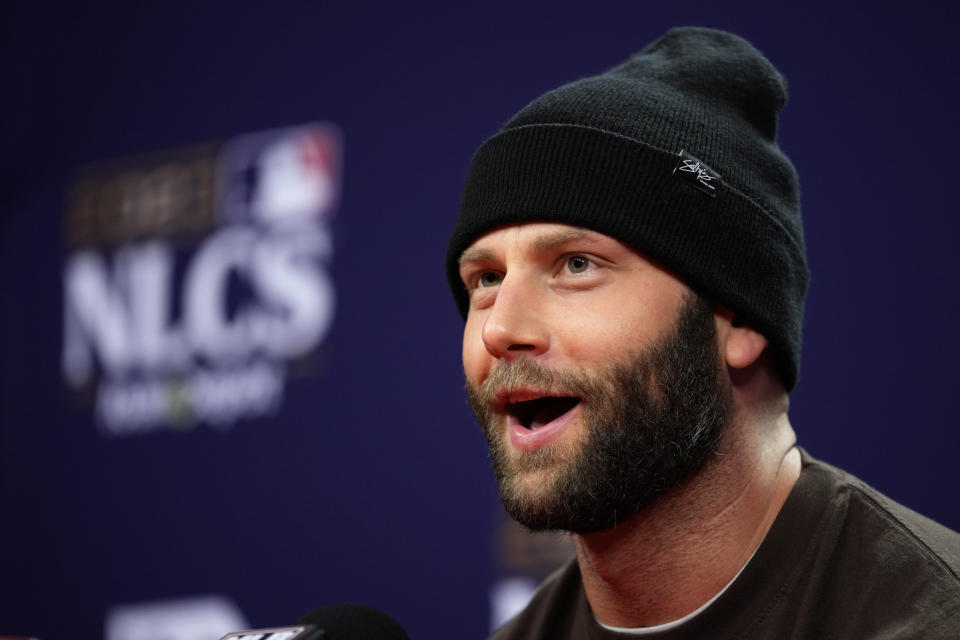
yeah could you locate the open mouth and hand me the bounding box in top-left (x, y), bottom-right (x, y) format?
top-left (506, 396), bottom-right (581, 430)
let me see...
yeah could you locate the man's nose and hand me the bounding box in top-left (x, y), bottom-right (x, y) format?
top-left (481, 275), bottom-right (549, 360)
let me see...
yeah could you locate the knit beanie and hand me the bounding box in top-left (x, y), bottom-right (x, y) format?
top-left (446, 27), bottom-right (809, 390)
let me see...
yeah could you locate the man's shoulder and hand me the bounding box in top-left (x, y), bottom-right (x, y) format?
top-left (489, 558), bottom-right (585, 640)
top-left (770, 451), bottom-right (960, 636)
top-left (800, 452), bottom-right (960, 576)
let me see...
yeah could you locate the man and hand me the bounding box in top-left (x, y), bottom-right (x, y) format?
top-left (446, 28), bottom-right (960, 638)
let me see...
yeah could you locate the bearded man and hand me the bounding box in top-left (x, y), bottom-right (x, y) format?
top-left (446, 27), bottom-right (960, 639)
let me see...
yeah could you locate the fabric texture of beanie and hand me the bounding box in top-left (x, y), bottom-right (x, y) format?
top-left (446, 26), bottom-right (809, 390)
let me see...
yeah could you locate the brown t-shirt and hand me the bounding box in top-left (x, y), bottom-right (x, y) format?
top-left (490, 450), bottom-right (960, 639)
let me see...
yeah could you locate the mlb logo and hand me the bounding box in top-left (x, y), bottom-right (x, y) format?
top-left (218, 124), bottom-right (342, 227)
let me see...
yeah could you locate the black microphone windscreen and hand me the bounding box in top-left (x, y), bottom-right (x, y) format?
top-left (297, 603), bottom-right (410, 640)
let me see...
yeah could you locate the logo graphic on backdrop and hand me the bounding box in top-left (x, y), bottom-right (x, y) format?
top-left (105, 595), bottom-right (249, 640)
top-left (62, 124), bottom-right (341, 436)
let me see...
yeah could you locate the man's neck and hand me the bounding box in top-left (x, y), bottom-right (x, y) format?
top-left (573, 413), bottom-right (801, 628)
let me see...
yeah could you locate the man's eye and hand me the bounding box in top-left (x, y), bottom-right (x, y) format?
top-left (566, 256), bottom-right (591, 274)
top-left (477, 271), bottom-right (502, 287)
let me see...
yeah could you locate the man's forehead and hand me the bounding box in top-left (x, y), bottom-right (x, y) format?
top-left (458, 223), bottom-right (623, 263)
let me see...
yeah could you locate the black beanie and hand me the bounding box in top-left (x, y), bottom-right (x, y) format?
top-left (446, 27), bottom-right (809, 391)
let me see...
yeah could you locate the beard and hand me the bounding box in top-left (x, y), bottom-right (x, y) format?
top-left (466, 293), bottom-right (732, 534)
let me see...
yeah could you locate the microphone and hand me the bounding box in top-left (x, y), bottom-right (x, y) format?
top-left (218, 603), bottom-right (410, 640)
top-left (219, 626), bottom-right (322, 640)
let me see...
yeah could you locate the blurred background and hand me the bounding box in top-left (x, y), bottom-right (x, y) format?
top-left (2, 2), bottom-right (958, 639)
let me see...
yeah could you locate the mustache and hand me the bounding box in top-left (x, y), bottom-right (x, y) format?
top-left (466, 359), bottom-right (603, 407)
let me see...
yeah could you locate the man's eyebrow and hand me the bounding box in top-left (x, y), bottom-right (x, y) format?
top-left (530, 229), bottom-right (597, 253)
top-left (459, 229), bottom-right (603, 266)
top-left (458, 247), bottom-right (497, 266)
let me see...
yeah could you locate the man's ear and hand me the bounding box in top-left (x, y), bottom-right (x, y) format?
top-left (715, 306), bottom-right (767, 369)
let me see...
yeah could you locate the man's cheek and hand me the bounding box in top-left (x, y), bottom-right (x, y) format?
top-left (462, 333), bottom-right (491, 382)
